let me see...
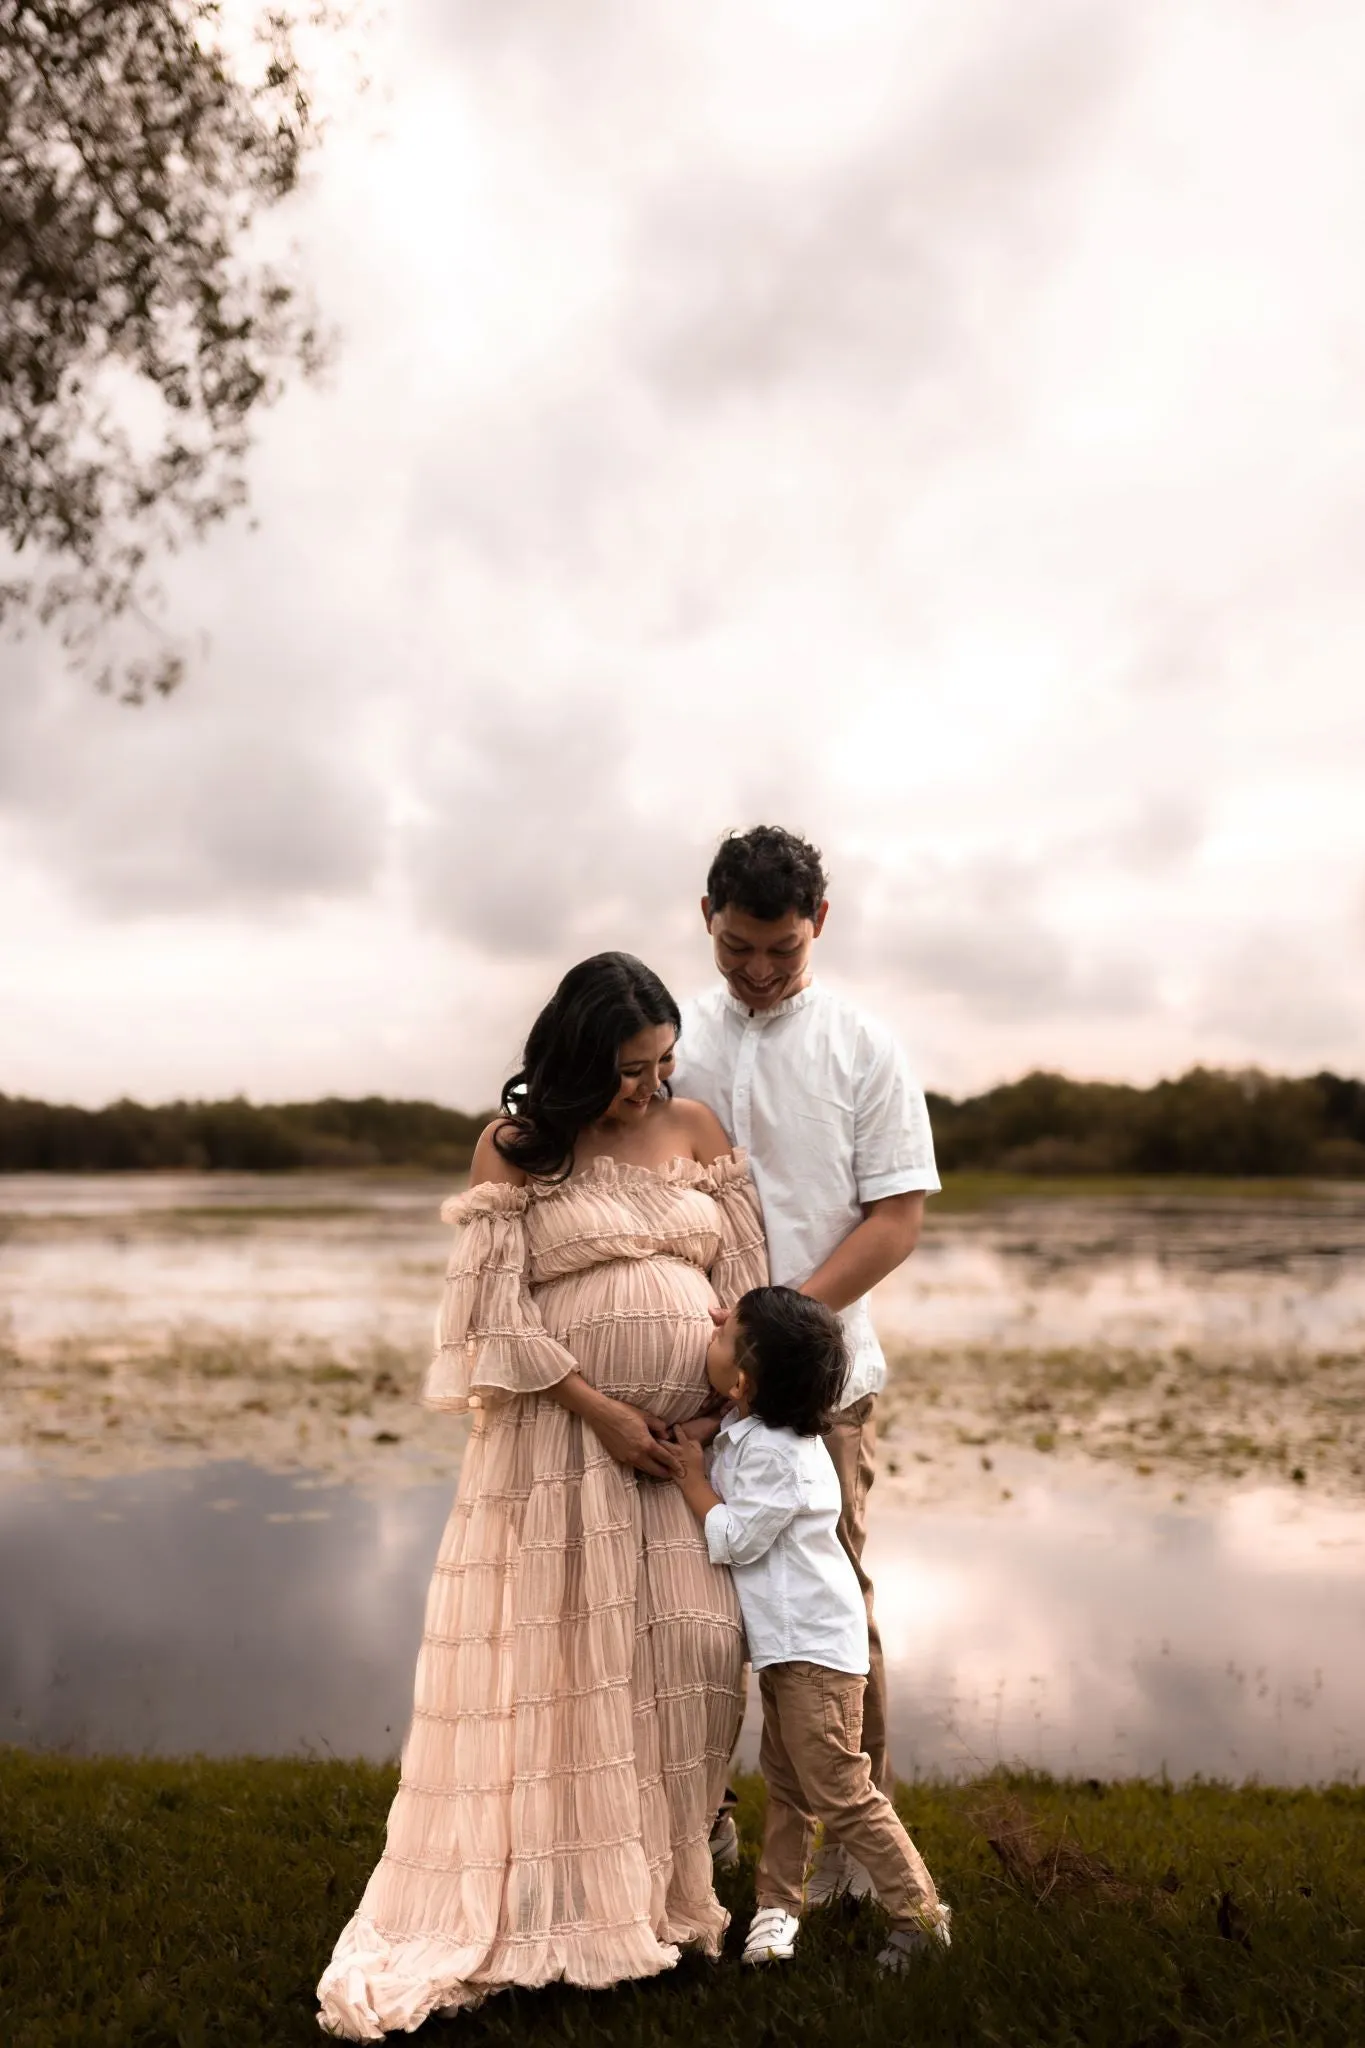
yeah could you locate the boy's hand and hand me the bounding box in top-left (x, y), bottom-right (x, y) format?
top-left (672, 1413), bottom-right (722, 1447)
top-left (672, 1433), bottom-right (722, 1520)
top-left (674, 1434), bottom-right (707, 1483)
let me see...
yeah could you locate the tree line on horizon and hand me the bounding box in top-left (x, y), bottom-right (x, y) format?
top-left (0, 1068), bottom-right (1363, 1178)
top-left (925, 1067), bottom-right (1365, 1178)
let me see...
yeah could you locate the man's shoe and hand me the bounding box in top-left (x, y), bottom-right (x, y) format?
top-left (708, 1813), bottom-right (740, 1871)
top-left (742, 1907), bottom-right (801, 1964)
top-left (876, 1905), bottom-right (953, 1973)
top-left (805, 1842), bottom-right (874, 1907)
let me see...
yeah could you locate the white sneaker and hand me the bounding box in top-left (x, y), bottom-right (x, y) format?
top-left (742, 1906), bottom-right (801, 1964)
top-left (876, 1905), bottom-right (953, 1973)
top-left (709, 1813), bottom-right (740, 1870)
top-left (805, 1842), bottom-right (874, 1907)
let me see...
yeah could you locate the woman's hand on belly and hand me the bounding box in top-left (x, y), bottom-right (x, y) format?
top-left (546, 1370), bottom-right (683, 1480)
top-left (591, 1396), bottom-right (684, 1479)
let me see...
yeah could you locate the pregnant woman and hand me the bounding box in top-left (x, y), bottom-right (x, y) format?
top-left (318, 954), bottom-right (767, 2038)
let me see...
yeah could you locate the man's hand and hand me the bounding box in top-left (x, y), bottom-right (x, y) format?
top-left (590, 1396), bottom-right (683, 1480)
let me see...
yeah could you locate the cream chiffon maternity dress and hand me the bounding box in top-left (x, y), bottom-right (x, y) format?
top-left (317, 1150), bottom-right (767, 2039)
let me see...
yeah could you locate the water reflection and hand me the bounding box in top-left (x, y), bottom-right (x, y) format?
top-left (3, 1461), bottom-right (1359, 1783)
top-left (3, 1177), bottom-right (1363, 1365)
top-left (0, 1173), bottom-right (450, 1354)
top-left (874, 1194), bottom-right (1365, 1357)
top-left (872, 1465), bottom-right (1362, 1782)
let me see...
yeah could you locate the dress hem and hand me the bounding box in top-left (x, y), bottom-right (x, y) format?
top-left (316, 1905), bottom-right (728, 2040)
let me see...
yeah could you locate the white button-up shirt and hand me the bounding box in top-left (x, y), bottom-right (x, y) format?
top-left (704, 1410), bottom-right (869, 1675)
top-left (675, 980), bottom-right (940, 1407)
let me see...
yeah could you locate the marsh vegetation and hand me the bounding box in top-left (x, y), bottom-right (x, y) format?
top-left (3, 1172), bottom-right (1361, 1493)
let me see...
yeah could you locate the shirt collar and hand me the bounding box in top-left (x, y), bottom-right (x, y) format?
top-left (720, 978), bottom-right (821, 1024)
top-left (714, 1408), bottom-right (761, 1446)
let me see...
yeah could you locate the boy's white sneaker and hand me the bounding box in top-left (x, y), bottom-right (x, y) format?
top-left (876, 1905), bottom-right (953, 1973)
top-left (805, 1842), bottom-right (874, 1906)
top-left (742, 1907), bottom-right (801, 1964)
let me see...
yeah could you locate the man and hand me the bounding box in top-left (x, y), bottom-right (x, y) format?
top-left (673, 824), bottom-right (940, 1904)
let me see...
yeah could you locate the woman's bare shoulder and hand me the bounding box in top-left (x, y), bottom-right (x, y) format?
top-left (665, 1094), bottom-right (734, 1166)
top-left (470, 1119), bottom-right (528, 1187)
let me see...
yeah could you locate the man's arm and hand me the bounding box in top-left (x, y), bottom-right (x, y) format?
top-left (797, 1190), bottom-right (925, 1313)
top-left (799, 1017), bottom-right (937, 1312)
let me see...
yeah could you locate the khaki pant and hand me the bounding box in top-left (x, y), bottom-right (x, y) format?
top-left (755, 1662), bottom-right (940, 1930)
top-left (822, 1394), bottom-right (891, 1795)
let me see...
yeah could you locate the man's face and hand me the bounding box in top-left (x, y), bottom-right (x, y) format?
top-left (703, 898), bottom-right (828, 1012)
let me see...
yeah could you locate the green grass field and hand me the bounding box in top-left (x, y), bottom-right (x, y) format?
top-left (929, 1172), bottom-right (1362, 1212)
top-left (2, 1755), bottom-right (1361, 2047)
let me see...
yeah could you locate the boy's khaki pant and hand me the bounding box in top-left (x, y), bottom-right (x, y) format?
top-left (823, 1394), bottom-right (891, 1795)
top-left (755, 1661), bottom-right (940, 1931)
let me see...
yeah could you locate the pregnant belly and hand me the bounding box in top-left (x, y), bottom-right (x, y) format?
top-left (532, 1255), bottom-right (717, 1422)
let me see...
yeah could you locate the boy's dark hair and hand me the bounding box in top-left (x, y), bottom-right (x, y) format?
top-left (733, 1286), bottom-right (847, 1437)
top-left (706, 825), bottom-right (826, 923)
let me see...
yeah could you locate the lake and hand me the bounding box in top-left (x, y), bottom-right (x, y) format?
top-left (2, 1172), bottom-right (1363, 1781)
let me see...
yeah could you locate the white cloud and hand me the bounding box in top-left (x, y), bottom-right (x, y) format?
top-left (1197, 931), bottom-right (1363, 1065)
top-left (3, 0), bottom-right (1365, 1105)
top-left (628, 7), bottom-right (1124, 407)
top-left (404, 686), bottom-right (698, 958)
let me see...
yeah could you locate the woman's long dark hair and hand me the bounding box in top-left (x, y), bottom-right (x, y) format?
top-left (493, 953), bottom-right (682, 1181)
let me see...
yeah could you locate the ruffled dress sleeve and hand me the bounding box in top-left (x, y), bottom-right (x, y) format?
top-left (422, 1181), bottom-right (578, 1413)
top-left (701, 1149), bottom-right (769, 1308)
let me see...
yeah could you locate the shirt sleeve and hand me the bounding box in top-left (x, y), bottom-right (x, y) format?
top-left (854, 1023), bottom-right (942, 1202)
top-left (703, 1435), bottom-right (803, 1567)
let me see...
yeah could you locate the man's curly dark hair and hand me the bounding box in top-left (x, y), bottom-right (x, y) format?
top-left (706, 825), bottom-right (826, 923)
top-left (733, 1286), bottom-right (848, 1437)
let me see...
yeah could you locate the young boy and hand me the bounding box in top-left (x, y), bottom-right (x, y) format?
top-left (672, 1286), bottom-right (951, 1971)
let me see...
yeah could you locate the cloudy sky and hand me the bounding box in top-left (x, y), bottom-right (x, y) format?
top-left (3, 0), bottom-right (1364, 1112)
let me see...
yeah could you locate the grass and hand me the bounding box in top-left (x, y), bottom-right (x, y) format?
top-left (931, 1172), bottom-right (1365, 1212)
top-left (129, 1174), bottom-right (1365, 1221)
top-left (2, 1757), bottom-right (1362, 2047)
top-left (8, 1172), bottom-right (1357, 1226)
top-left (149, 1205), bottom-right (381, 1227)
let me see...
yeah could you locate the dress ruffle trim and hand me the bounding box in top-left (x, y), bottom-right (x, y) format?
top-left (576, 1147), bottom-right (752, 1194)
top-left (441, 1180), bottom-right (533, 1226)
top-left (317, 1905), bottom-right (706, 2040)
top-left (530, 1147), bottom-right (754, 1204)
top-left (423, 1199), bottom-right (576, 1413)
top-left (440, 1149), bottom-right (751, 1227)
